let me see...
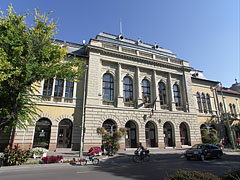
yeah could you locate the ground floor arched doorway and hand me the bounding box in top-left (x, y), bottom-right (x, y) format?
top-left (163, 122), bottom-right (174, 147)
top-left (125, 121), bottom-right (137, 148)
top-left (33, 118), bottom-right (52, 149)
top-left (145, 121), bottom-right (157, 147)
top-left (57, 119), bottom-right (72, 148)
top-left (180, 122), bottom-right (190, 145)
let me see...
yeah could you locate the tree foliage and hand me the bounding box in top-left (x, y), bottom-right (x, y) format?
top-left (97, 127), bottom-right (126, 155)
top-left (0, 4), bottom-right (85, 131)
top-left (201, 128), bottom-right (219, 145)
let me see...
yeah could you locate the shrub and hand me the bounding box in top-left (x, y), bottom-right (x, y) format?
top-left (221, 168), bottom-right (240, 180)
top-left (201, 128), bottom-right (219, 145)
top-left (1, 144), bottom-right (32, 166)
top-left (169, 169), bottom-right (220, 180)
top-left (41, 155), bottom-right (63, 164)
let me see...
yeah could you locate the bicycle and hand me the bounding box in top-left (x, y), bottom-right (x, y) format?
top-left (79, 156), bottom-right (99, 165)
top-left (133, 149), bottom-right (150, 163)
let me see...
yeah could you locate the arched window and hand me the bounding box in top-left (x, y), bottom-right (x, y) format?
top-left (201, 93), bottom-right (207, 113)
top-left (196, 92), bottom-right (202, 112)
top-left (54, 78), bottom-right (64, 97)
top-left (102, 119), bottom-right (117, 135)
top-left (220, 102), bottom-right (224, 113)
top-left (173, 84), bottom-right (181, 107)
top-left (142, 79), bottom-right (151, 103)
top-left (102, 73), bottom-right (114, 101)
top-left (65, 80), bottom-right (74, 98)
top-left (206, 94), bottom-right (212, 113)
top-left (43, 79), bottom-right (54, 96)
top-left (123, 76), bottom-right (133, 102)
top-left (229, 103), bottom-right (233, 114)
top-left (233, 104), bottom-right (237, 116)
top-left (158, 82), bottom-right (167, 106)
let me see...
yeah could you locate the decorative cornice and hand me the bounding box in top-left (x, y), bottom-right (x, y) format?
top-left (87, 45), bottom-right (193, 72)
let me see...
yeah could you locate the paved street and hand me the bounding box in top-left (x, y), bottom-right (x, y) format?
top-left (0, 151), bottom-right (239, 180)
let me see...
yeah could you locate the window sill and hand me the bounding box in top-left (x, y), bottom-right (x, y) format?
top-left (176, 106), bottom-right (184, 111)
top-left (124, 102), bottom-right (134, 107)
top-left (102, 100), bottom-right (114, 105)
top-left (161, 105), bottom-right (169, 110)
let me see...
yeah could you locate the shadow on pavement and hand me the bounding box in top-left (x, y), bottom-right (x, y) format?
top-left (92, 153), bottom-right (240, 180)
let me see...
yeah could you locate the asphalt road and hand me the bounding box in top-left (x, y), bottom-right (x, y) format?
top-left (0, 153), bottom-right (239, 180)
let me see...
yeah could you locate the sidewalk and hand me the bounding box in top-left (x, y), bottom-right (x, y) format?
top-left (47, 147), bottom-right (240, 161)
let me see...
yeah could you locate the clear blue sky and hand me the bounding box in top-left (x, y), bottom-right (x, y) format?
top-left (1, 0), bottom-right (239, 87)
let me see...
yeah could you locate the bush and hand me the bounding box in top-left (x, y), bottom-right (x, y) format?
top-left (168, 169), bottom-right (220, 180)
top-left (201, 128), bottom-right (219, 145)
top-left (221, 168), bottom-right (240, 180)
top-left (1, 144), bottom-right (32, 166)
top-left (41, 155), bottom-right (63, 164)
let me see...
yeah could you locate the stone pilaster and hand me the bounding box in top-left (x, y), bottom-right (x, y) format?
top-left (168, 73), bottom-right (176, 111)
top-left (117, 63), bottom-right (124, 107)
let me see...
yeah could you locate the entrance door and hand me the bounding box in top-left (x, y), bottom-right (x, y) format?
top-left (145, 128), bottom-right (151, 147)
top-left (125, 128), bottom-right (131, 148)
top-left (145, 121), bottom-right (157, 147)
top-left (180, 123), bottom-right (189, 145)
top-left (33, 118), bottom-right (52, 149)
top-left (163, 122), bottom-right (173, 147)
top-left (125, 121), bottom-right (137, 148)
top-left (57, 119), bottom-right (72, 148)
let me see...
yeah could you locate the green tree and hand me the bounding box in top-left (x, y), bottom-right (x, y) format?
top-left (0, 4), bottom-right (85, 131)
top-left (201, 128), bottom-right (219, 144)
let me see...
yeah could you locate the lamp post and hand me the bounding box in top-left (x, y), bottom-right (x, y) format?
top-left (219, 82), bottom-right (236, 149)
top-left (79, 65), bottom-right (88, 158)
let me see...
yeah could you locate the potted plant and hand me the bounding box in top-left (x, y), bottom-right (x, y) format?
top-left (31, 147), bottom-right (48, 159)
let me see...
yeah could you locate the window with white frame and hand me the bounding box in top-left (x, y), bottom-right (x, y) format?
top-left (54, 78), bottom-right (64, 97)
top-left (43, 79), bottom-right (54, 96)
top-left (65, 80), bottom-right (74, 98)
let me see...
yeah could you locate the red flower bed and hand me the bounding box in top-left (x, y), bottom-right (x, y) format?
top-left (42, 155), bottom-right (63, 164)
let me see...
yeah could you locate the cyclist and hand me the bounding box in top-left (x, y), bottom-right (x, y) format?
top-left (136, 142), bottom-right (146, 160)
top-left (88, 147), bottom-right (95, 160)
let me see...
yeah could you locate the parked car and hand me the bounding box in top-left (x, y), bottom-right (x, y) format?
top-left (184, 144), bottom-right (223, 161)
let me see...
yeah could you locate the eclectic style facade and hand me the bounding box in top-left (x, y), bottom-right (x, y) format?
top-left (1, 32), bottom-right (239, 151)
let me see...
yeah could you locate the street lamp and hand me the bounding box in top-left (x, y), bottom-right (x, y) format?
top-left (79, 65), bottom-right (88, 158)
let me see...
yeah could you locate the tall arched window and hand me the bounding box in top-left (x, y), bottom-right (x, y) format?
top-left (196, 92), bottom-right (202, 112)
top-left (43, 79), bottom-right (54, 96)
top-left (142, 79), bottom-right (151, 103)
top-left (54, 78), bottom-right (64, 97)
top-left (158, 82), bottom-right (167, 106)
top-left (123, 76), bottom-right (133, 102)
top-left (201, 93), bottom-right (207, 113)
top-left (102, 73), bottom-right (114, 101)
top-left (229, 103), bottom-right (233, 114)
top-left (220, 102), bottom-right (224, 113)
top-left (173, 84), bottom-right (181, 107)
top-left (206, 94), bottom-right (212, 113)
top-left (233, 104), bottom-right (237, 116)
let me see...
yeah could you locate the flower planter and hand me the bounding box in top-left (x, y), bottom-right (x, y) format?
top-left (33, 152), bottom-right (47, 159)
